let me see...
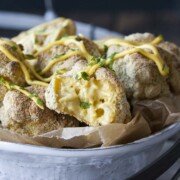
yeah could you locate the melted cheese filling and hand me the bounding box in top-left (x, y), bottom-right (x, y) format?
top-left (53, 76), bottom-right (118, 126)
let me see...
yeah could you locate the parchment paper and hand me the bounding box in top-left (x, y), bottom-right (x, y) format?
top-left (0, 95), bottom-right (179, 148)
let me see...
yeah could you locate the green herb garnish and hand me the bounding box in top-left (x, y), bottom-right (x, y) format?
top-left (108, 52), bottom-right (117, 60)
top-left (25, 54), bottom-right (35, 59)
top-left (81, 72), bottom-right (89, 80)
top-left (53, 52), bottom-right (65, 59)
top-left (0, 77), bottom-right (5, 84)
top-left (36, 98), bottom-right (44, 107)
top-left (29, 93), bottom-right (38, 98)
top-left (89, 56), bottom-right (105, 67)
top-left (19, 87), bottom-right (25, 90)
top-left (9, 83), bottom-right (15, 90)
top-left (107, 52), bottom-right (117, 69)
top-left (34, 37), bottom-right (38, 44)
top-left (104, 45), bottom-right (108, 53)
top-left (11, 46), bottom-right (17, 52)
top-left (80, 101), bottom-right (91, 109)
top-left (89, 56), bottom-right (96, 66)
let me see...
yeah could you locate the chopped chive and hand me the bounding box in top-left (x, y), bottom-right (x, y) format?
top-left (108, 52), bottom-right (117, 60)
top-left (107, 52), bottom-right (118, 69)
top-left (53, 52), bottom-right (65, 59)
top-left (25, 54), bottom-right (35, 59)
top-left (104, 45), bottom-right (108, 53)
top-left (36, 98), bottom-right (44, 106)
top-left (99, 60), bottom-right (105, 67)
top-left (80, 101), bottom-right (91, 109)
top-left (9, 83), bottom-right (15, 90)
top-left (108, 61), bottom-right (113, 69)
top-left (29, 93), bottom-right (38, 98)
top-left (11, 46), bottom-right (17, 52)
top-left (89, 56), bottom-right (96, 66)
top-left (89, 61), bottom-right (95, 66)
top-left (0, 77), bottom-right (5, 84)
top-left (89, 56), bottom-right (105, 67)
top-left (34, 37), bottom-right (38, 44)
top-left (81, 72), bottom-right (89, 80)
top-left (19, 87), bottom-right (25, 90)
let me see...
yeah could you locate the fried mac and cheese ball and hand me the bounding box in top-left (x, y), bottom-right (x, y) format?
top-left (0, 38), bottom-right (26, 101)
top-left (13, 18), bottom-right (76, 55)
top-left (35, 35), bottom-right (101, 77)
top-left (2, 86), bottom-right (80, 136)
top-left (106, 33), bottom-right (180, 99)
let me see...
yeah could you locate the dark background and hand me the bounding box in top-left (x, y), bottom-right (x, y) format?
top-left (0, 0), bottom-right (180, 44)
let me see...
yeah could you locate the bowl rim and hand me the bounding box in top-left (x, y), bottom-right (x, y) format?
top-left (0, 122), bottom-right (179, 157)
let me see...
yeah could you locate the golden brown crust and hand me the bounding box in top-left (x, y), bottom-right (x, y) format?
top-left (125, 32), bottom-right (155, 43)
top-left (36, 36), bottom-right (101, 76)
top-left (108, 45), bottom-right (170, 99)
top-left (2, 86), bottom-right (80, 136)
top-left (0, 39), bottom-right (26, 102)
top-left (0, 39), bottom-right (26, 85)
top-left (157, 47), bottom-right (180, 94)
top-left (12, 18), bottom-right (76, 55)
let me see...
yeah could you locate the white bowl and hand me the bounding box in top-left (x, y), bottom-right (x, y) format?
top-left (0, 123), bottom-right (179, 180)
top-left (0, 21), bottom-right (179, 180)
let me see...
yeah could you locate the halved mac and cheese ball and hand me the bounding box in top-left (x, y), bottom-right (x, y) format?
top-left (45, 60), bottom-right (131, 126)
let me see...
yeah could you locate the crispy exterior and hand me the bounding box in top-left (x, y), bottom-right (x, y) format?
top-left (125, 32), bottom-right (155, 43)
top-left (108, 46), bottom-right (170, 99)
top-left (129, 33), bottom-right (180, 95)
top-left (107, 33), bottom-right (180, 99)
top-left (157, 47), bottom-right (180, 94)
top-left (37, 37), bottom-right (101, 76)
top-left (45, 60), bottom-right (131, 126)
top-left (2, 86), bottom-right (80, 136)
top-left (125, 33), bottom-right (180, 62)
top-left (12, 18), bottom-right (76, 55)
top-left (0, 38), bottom-right (26, 101)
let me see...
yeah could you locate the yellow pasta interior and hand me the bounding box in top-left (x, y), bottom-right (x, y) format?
top-left (53, 76), bottom-right (118, 126)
